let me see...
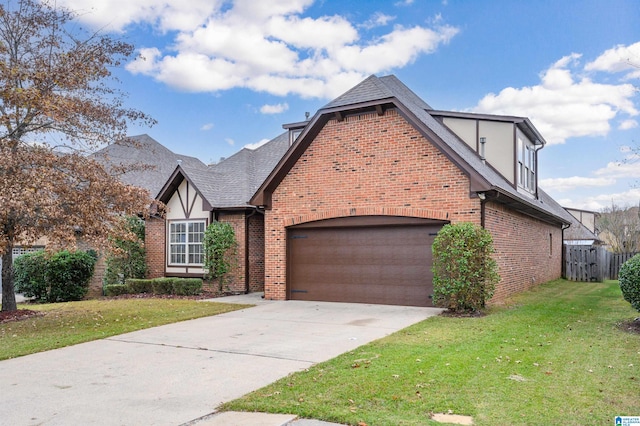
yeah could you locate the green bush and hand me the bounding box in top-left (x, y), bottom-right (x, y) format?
top-left (103, 216), bottom-right (147, 286)
top-left (619, 254), bottom-right (640, 312)
top-left (112, 277), bottom-right (202, 297)
top-left (126, 278), bottom-right (154, 294)
top-left (152, 277), bottom-right (175, 295)
top-left (14, 250), bottom-right (96, 303)
top-left (14, 251), bottom-right (48, 302)
top-left (432, 222), bottom-right (500, 313)
top-left (203, 221), bottom-right (237, 291)
top-left (104, 284), bottom-right (129, 297)
top-left (172, 278), bottom-right (203, 296)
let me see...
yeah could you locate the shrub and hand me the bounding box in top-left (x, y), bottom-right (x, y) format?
top-left (14, 250), bottom-right (96, 303)
top-left (103, 216), bottom-right (147, 287)
top-left (14, 251), bottom-right (48, 302)
top-left (126, 278), bottom-right (154, 294)
top-left (619, 254), bottom-right (640, 312)
top-left (172, 278), bottom-right (203, 296)
top-left (104, 284), bottom-right (129, 297)
top-left (203, 221), bottom-right (237, 291)
top-left (45, 250), bottom-right (96, 302)
top-left (432, 222), bottom-right (500, 313)
top-left (152, 277), bottom-right (175, 295)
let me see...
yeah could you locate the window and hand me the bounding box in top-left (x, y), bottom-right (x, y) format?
top-left (169, 220), bottom-right (205, 265)
top-left (517, 132), bottom-right (536, 193)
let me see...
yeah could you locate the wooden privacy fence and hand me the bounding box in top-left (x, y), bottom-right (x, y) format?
top-left (564, 245), bottom-right (638, 282)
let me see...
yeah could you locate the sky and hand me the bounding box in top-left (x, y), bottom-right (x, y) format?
top-left (52, 0), bottom-right (640, 211)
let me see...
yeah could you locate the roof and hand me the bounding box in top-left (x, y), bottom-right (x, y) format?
top-left (92, 134), bottom-right (208, 196)
top-left (251, 74), bottom-right (573, 226)
top-left (563, 211), bottom-right (602, 243)
top-left (157, 131), bottom-right (290, 209)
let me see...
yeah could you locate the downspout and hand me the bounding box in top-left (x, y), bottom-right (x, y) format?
top-left (478, 192), bottom-right (487, 228)
top-left (244, 206), bottom-right (264, 294)
top-left (561, 222), bottom-right (571, 279)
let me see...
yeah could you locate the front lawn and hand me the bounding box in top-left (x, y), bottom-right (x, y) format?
top-left (0, 298), bottom-right (251, 360)
top-left (223, 280), bottom-right (639, 425)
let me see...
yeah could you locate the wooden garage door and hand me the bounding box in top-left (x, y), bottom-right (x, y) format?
top-left (287, 218), bottom-right (443, 307)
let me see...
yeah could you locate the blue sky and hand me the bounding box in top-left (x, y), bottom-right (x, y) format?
top-left (55, 0), bottom-right (640, 211)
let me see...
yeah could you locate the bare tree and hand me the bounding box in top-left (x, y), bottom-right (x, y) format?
top-left (597, 202), bottom-right (640, 253)
top-left (0, 0), bottom-right (155, 311)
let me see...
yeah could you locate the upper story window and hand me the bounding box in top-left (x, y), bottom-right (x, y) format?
top-left (517, 131), bottom-right (536, 194)
top-left (169, 220), bottom-right (205, 265)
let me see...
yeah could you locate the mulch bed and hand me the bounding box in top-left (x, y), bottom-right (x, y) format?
top-left (619, 318), bottom-right (640, 335)
top-left (0, 309), bottom-right (43, 324)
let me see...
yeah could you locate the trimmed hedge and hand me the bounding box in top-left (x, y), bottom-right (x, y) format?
top-left (14, 250), bottom-right (97, 303)
top-left (104, 277), bottom-right (203, 297)
top-left (619, 254), bottom-right (640, 312)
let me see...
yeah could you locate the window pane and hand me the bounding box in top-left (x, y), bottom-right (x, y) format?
top-left (188, 244), bottom-right (203, 264)
top-left (170, 244), bottom-right (185, 264)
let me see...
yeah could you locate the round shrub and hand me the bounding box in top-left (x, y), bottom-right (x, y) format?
top-left (432, 222), bottom-right (500, 313)
top-left (45, 250), bottom-right (97, 302)
top-left (14, 251), bottom-right (48, 302)
top-left (619, 254), bottom-right (640, 312)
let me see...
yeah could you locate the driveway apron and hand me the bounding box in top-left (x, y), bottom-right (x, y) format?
top-left (0, 294), bottom-right (441, 425)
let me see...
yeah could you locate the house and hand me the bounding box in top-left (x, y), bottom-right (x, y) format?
top-left (564, 208), bottom-right (602, 246)
top-left (146, 132), bottom-right (290, 293)
top-left (150, 74), bottom-right (574, 306)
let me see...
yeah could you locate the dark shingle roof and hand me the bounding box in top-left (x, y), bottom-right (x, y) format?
top-left (158, 132), bottom-right (290, 209)
top-left (92, 134), bottom-right (208, 196)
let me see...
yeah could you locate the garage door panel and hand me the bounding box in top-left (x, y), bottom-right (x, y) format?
top-left (288, 223), bottom-right (440, 307)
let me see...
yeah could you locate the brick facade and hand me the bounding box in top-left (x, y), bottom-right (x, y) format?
top-left (247, 213), bottom-right (265, 292)
top-left (263, 108), bottom-right (563, 302)
top-left (485, 201), bottom-right (563, 302)
top-left (145, 216), bottom-right (166, 279)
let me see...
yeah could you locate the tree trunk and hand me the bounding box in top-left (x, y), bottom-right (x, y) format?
top-left (1, 248), bottom-right (17, 312)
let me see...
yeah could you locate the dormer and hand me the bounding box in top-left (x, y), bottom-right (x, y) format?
top-left (430, 110), bottom-right (545, 198)
top-left (283, 114), bottom-right (310, 146)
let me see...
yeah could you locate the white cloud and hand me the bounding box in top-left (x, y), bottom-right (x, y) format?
top-left (225, 138), bottom-right (235, 146)
top-left (573, 187), bottom-right (640, 211)
top-left (243, 138), bottom-right (270, 150)
top-left (260, 103), bottom-right (289, 114)
top-left (65, 0), bottom-right (458, 99)
top-left (585, 41), bottom-right (640, 76)
top-left (361, 12), bottom-right (395, 30)
top-left (619, 119), bottom-right (639, 130)
top-left (56, 0), bottom-right (220, 32)
top-left (473, 53), bottom-right (639, 144)
top-left (200, 123), bottom-right (214, 131)
top-left (539, 176), bottom-right (616, 192)
top-left (594, 158), bottom-right (640, 179)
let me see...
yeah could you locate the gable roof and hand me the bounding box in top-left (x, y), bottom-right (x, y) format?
top-left (92, 134), bottom-right (208, 196)
top-left (251, 74), bottom-right (572, 226)
top-left (156, 131), bottom-right (290, 209)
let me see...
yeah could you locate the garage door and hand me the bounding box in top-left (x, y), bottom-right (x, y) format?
top-left (287, 217), bottom-right (445, 307)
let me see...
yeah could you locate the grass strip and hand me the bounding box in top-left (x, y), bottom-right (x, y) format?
top-left (0, 298), bottom-right (251, 360)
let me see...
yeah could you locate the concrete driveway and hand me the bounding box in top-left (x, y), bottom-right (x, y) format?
top-left (0, 293), bottom-right (441, 425)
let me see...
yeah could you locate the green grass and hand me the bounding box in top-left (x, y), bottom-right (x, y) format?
top-left (223, 280), bottom-right (640, 426)
top-left (0, 298), bottom-right (251, 360)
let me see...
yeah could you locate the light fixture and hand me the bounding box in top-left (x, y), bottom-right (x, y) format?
top-left (479, 137), bottom-right (486, 161)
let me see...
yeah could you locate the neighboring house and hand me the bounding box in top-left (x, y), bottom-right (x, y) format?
top-left (149, 74), bottom-right (574, 306)
top-left (146, 132), bottom-right (290, 293)
top-left (564, 207), bottom-right (602, 246)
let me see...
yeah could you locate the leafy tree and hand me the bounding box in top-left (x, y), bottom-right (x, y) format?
top-left (597, 202), bottom-right (640, 253)
top-left (103, 216), bottom-right (147, 287)
top-left (432, 222), bottom-right (500, 313)
top-left (0, 0), bottom-right (155, 311)
top-left (203, 221), bottom-right (237, 292)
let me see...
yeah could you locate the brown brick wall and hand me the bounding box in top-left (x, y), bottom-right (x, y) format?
top-left (145, 216), bottom-right (165, 279)
top-left (263, 108), bottom-right (564, 303)
top-left (263, 109), bottom-right (481, 300)
top-left (248, 213), bottom-right (265, 292)
top-left (485, 201), bottom-right (563, 303)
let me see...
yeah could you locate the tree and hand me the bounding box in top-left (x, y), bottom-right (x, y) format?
top-left (103, 216), bottom-right (147, 286)
top-left (597, 202), bottom-right (640, 253)
top-left (0, 0), bottom-right (155, 312)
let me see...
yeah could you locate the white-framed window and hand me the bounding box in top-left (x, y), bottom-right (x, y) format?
top-left (517, 132), bottom-right (536, 194)
top-left (12, 246), bottom-right (44, 260)
top-left (169, 220), bottom-right (206, 265)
